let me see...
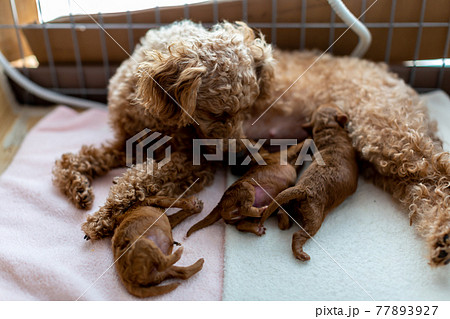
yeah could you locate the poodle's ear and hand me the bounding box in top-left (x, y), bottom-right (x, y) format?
top-left (135, 49), bottom-right (207, 127)
top-left (236, 22), bottom-right (275, 100)
top-left (335, 112), bottom-right (349, 128)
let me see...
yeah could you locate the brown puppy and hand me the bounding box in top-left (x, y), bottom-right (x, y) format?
top-left (260, 103), bottom-right (358, 261)
top-left (112, 196), bottom-right (204, 298)
top-left (186, 141), bottom-right (306, 237)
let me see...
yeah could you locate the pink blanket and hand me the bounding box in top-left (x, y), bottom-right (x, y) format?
top-left (0, 106), bottom-right (225, 300)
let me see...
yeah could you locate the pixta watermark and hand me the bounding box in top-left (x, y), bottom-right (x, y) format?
top-left (126, 129), bottom-right (324, 172)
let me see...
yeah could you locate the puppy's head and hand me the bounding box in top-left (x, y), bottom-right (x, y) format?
top-left (302, 103), bottom-right (348, 133)
top-left (135, 21), bottom-right (274, 149)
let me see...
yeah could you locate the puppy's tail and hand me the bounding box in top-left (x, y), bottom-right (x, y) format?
top-left (123, 281), bottom-right (180, 298)
top-left (186, 206), bottom-right (222, 237)
top-left (259, 187), bottom-right (306, 225)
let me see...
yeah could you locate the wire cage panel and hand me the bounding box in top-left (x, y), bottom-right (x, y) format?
top-left (0, 0), bottom-right (449, 104)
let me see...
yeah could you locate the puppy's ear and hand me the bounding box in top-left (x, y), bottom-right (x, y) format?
top-left (136, 48), bottom-right (207, 127)
top-left (335, 112), bottom-right (349, 128)
top-left (236, 22), bottom-right (275, 100)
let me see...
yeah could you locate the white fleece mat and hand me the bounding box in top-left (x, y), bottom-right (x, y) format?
top-left (222, 90), bottom-right (450, 301)
top-left (0, 106), bottom-right (226, 300)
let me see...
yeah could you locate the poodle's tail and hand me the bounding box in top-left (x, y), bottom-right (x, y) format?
top-left (123, 281), bottom-right (180, 298)
top-left (186, 205), bottom-right (222, 237)
top-left (259, 187), bottom-right (306, 225)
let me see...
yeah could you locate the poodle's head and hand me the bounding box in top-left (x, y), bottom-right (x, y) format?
top-left (302, 103), bottom-right (349, 133)
top-left (135, 21), bottom-right (274, 149)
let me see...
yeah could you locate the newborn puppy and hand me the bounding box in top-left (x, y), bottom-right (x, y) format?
top-left (186, 141), bottom-right (306, 237)
top-left (260, 103), bottom-right (358, 261)
top-left (112, 196), bottom-right (204, 298)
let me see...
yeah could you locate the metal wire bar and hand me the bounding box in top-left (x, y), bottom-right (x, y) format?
top-left (213, 0), bottom-right (218, 23)
top-left (126, 10), bottom-right (134, 54)
top-left (37, 0), bottom-right (58, 89)
top-left (242, 0), bottom-right (248, 22)
top-left (300, 0), bottom-right (307, 50)
top-left (1, 21), bottom-right (449, 30)
top-left (409, 0), bottom-right (427, 86)
top-left (68, 0), bottom-right (87, 97)
top-left (328, 5), bottom-right (336, 53)
top-left (53, 88), bottom-right (108, 95)
top-left (9, 0), bottom-right (30, 103)
top-left (438, 22), bottom-right (450, 88)
top-left (360, 0), bottom-right (367, 22)
top-left (8, 0), bottom-right (28, 72)
top-left (184, 3), bottom-right (190, 19)
top-left (155, 6), bottom-right (161, 25)
top-left (384, 0), bottom-right (397, 63)
top-left (271, 0), bottom-right (277, 46)
top-left (98, 13), bottom-right (111, 86)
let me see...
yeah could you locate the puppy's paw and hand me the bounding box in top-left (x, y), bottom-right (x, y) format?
top-left (255, 224), bottom-right (266, 236)
top-left (277, 210), bottom-right (292, 230)
top-left (189, 197), bottom-right (204, 214)
top-left (190, 258), bottom-right (204, 274)
top-left (431, 233), bottom-right (449, 266)
top-left (173, 246), bottom-right (184, 259)
top-left (293, 249), bottom-right (311, 261)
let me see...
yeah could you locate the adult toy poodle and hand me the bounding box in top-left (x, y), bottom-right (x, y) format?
top-left (53, 20), bottom-right (449, 266)
top-left (53, 20), bottom-right (274, 239)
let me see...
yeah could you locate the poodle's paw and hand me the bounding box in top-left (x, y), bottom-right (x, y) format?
top-left (255, 224), bottom-right (266, 236)
top-left (189, 197), bottom-right (204, 214)
top-left (277, 210), bottom-right (292, 230)
top-left (81, 213), bottom-right (114, 241)
top-left (431, 233), bottom-right (449, 266)
top-left (72, 176), bottom-right (94, 210)
top-left (293, 249), bottom-right (311, 261)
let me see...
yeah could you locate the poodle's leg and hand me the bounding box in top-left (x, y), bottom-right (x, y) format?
top-left (82, 153), bottom-right (215, 240)
top-left (53, 141), bottom-right (125, 209)
top-left (155, 247), bottom-right (185, 272)
top-left (237, 204), bottom-right (266, 218)
top-left (277, 209), bottom-right (292, 230)
top-left (360, 160), bottom-right (450, 266)
top-left (142, 196), bottom-right (203, 213)
top-left (235, 219), bottom-right (266, 236)
top-left (222, 181), bottom-right (265, 219)
top-left (291, 204), bottom-right (323, 261)
top-left (162, 258), bottom-right (204, 280)
top-left (167, 198), bottom-right (204, 229)
top-left (123, 281), bottom-right (180, 298)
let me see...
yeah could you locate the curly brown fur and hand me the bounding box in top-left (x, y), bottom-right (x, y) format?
top-left (53, 19), bottom-right (449, 266)
top-left (186, 141), bottom-right (306, 237)
top-left (52, 21), bottom-right (274, 238)
top-left (248, 50), bottom-right (450, 266)
top-left (260, 103), bottom-right (358, 261)
top-left (112, 195), bottom-right (204, 298)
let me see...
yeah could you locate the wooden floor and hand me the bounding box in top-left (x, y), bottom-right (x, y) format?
top-left (0, 71), bottom-right (54, 175)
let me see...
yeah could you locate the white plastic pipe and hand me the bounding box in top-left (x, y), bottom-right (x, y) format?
top-left (0, 50), bottom-right (106, 109)
top-left (327, 0), bottom-right (372, 57)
